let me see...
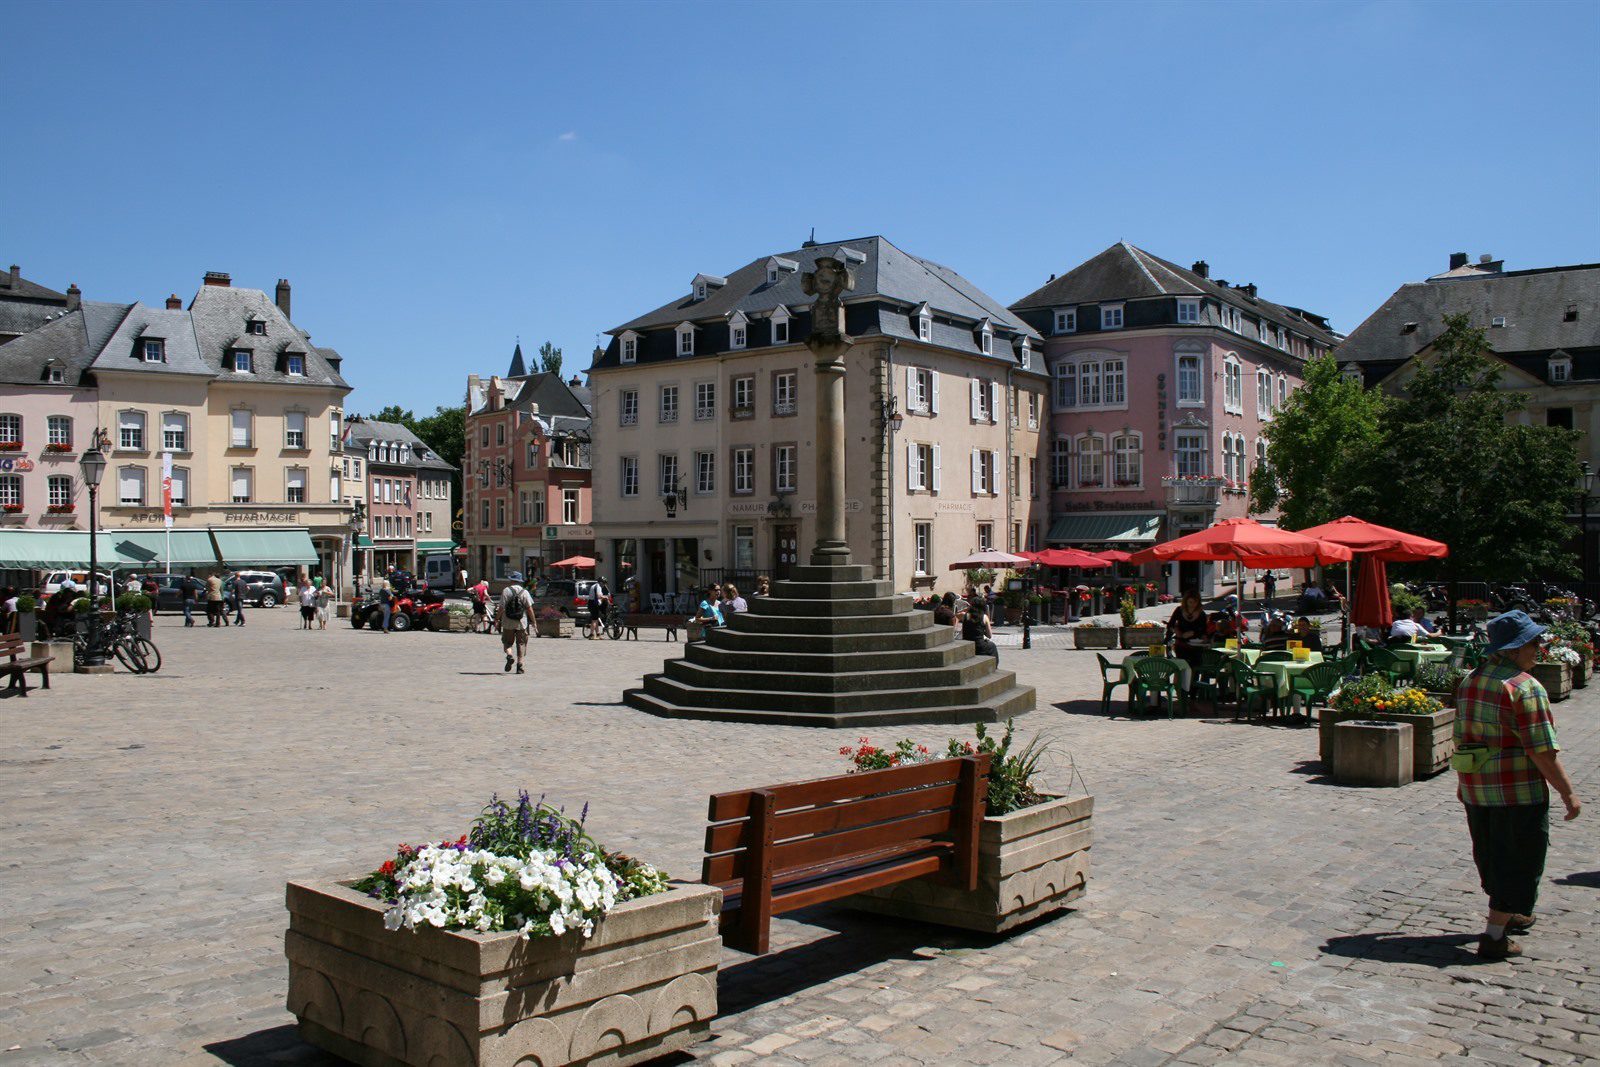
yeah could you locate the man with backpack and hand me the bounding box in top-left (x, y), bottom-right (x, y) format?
top-left (499, 571), bottom-right (534, 674)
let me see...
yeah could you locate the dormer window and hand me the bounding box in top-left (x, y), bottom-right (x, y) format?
top-left (676, 322), bottom-right (696, 357)
top-left (1491, 316), bottom-right (1506, 328)
top-left (690, 274), bottom-right (726, 302)
top-left (918, 312), bottom-right (931, 342)
top-left (1100, 304), bottom-right (1124, 330)
top-left (728, 312), bottom-right (748, 351)
top-left (619, 331), bottom-right (639, 364)
top-left (977, 319), bottom-right (994, 356)
top-left (45, 360), bottom-right (65, 385)
top-left (765, 257), bottom-right (798, 285)
top-left (1054, 308), bottom-right (1076, 334)
top-left (142, 339), bottom-right (165, 363)
top-left (1566, 304), bottom-right (1579, 323)
top-left (232, 350), bottom-right (253, 373)
top-left (286, 354), bottom-right (305, 376)
top-left (771, 306), bottom-right (791, 345)
top-left (1550, 356), bottom-right (1572, 383)
top-left (1401, 322), bottom-right (1418, 334)
top-left (247, 319), bottom-right (266, 336)
top-left (1176, 299), bottom-right (1199, 324)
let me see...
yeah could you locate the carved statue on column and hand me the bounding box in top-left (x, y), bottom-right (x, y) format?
top-left (802, 257), bottom-right (855, 351)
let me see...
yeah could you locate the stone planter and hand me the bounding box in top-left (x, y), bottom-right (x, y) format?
top-left (1574, 658), bottom-right (1589, 689)
top-left (1120, 627), bottom-right (1165, 650)
top-left (17, 610), bottom-right (36, 642)
top-left (285, 879), bottom-right (722, 1067)
top-left (1004, 606), bottom-right (1023, 625)
top-left (134, 614), bottom-right (151, 640)
top-left (427, 611), bottom-right (449, 632)
top-left (1530, 661), bottom-right (1572, 702)
top-left (446, 612), bottom-right (472, 633)
top-left (848, 793), bottom-right (1092, 934)
top-left (1320, 706), bottom-right (1455, 778)
top-left (537, 616), bottom-right (574, 639)
top-left (337, 602), bottom-right (351, 619)
top-left (1073, 627), bottom-right (1119, 650)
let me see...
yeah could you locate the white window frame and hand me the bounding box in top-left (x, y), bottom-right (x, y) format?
top-left (694, 449), bottom-right (715, 495)
top-left (1076, 434), bottom-right (1105, 489)
top-left (563, 488), bottom-right (579, 524)
top-left (230, 466), bottom-right (253, 504)
top-left (48, 474), bottom-right (72, 508)
top-left (977, 522), bottom-right (993, 552)
top-left (729, 315), bottom-right (747, 351)
top-left (732, 447), bottom-right (754, 494)
top-left (979, 324), bottom-right (993, 355)
top-left (732, 375), bottom-right (754, 415)
top-left (118, 410), bottom-right (146, 451)
top-left (773, 371), bottom-right (797, 416)
top-left (1176, 346), bottom-right (1205, 407)
top-left (675, 324), bottom-right (695, 357)
top-left (1050, 438), bottom-right (1071, 488)
top-left (1112, 433), bottom-right (1141, 488)
top-left (1174, 431), bottom-right (1207, 478)
top-left (47, 415), bottom-right (72, 448)
top-left (658, 453), bottom-right (679, 497)
top-left (231, 408), bottom-right (253, 448)
top-left (620, 389), bottom-right (638, 426)
top-left (1256, 369), bottom-right (1273, 418)
top-left (1177, 298), bottom-right (1200, 324)
top-left (232, 349), bottom-right (253, 373)
top-left (659, 384), bottom-right (679, 424)
top-left (0, 414), bottom-right (20, 447)
top-left (142, 339), bottom-right (165, 363)
top-left (775, 444), bottom-right (797, 493)
top-left (1054, 362), bottom-right (1077, 410)
top-left (119, 466), bottom-right (147, 506)
top-left (1053, 308), bottom-right (1076, 334)
top-left (284, 411), bottom-right (307, 450)
top-left (170, 466), bottom-right (188, 506)
top-left (695, 381), bottom-right (716, 421)
top-left (1277, 375), bottom-right (1288, 410)
top-left (917, 311), bottom-right (931, 342)
top-left (914, 522), bottom-right (932, 577)
top-left (1223, 353), bottom-right (1243, 413)
top-left (161, 411), bottom-right (188, 452)
top-left (1550, 357), bottom-right (1572, 383)
top-left (771, 307), bottom-right (790, 345)
top-left (1100, 303), bottom-right (1124, 330)
top-left (286, 353), bottom-right (305, 376)
top-left (286, 466), bottom-right (307, 504)
top-left (0, 474), bottom-right (19, 507)
top-left (620, 332), bottom-right (638, 364)
top-left (1057, 353), bottom-right (1127, 411)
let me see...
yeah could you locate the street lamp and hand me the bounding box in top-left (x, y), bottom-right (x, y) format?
top-left (348, 501), bottom-right (366, 591)
top-left (79, 435), bottom-right (108, 667)
top-left (662, 477), bottom-right (687, 518)
top-left (1581, 461), bottom-right (1595, 607)
top-left (879, 394), bottom-right (902, 440)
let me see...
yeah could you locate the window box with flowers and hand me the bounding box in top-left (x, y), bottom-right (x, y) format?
top-left (44, 442), bottom-right (73, 455)
top-left (842, 722), bottom-right (1093, 934)
top-left (0, 442), bottom-right (21, 453)
top-left (286, 791), bottom-right (717, 1067)
top-left (45, 504), bottom-right (75, 515)
top-left (1, 504), bottom-right (23, 518)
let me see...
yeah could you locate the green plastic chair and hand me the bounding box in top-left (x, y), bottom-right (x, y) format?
top-left (1365, 647), bottom-right (1407, 683)
top-left (1128, 656), bottom-right (1186, 719)
top-left (1229, 659), bottom-right (1281, 718)
top-left (1256, 651), bottom-right (1295, 663)
top-left (1193, 649), bottom-right (1233, 703)
top-left (1287, 661), bottom-right (1345, 717)
top-left (1096, 653), bottom-right (1129, 716)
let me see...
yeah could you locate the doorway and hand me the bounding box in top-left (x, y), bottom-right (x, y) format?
top-left (1179, 560), bottom-right (1200, 596)
top-left (773, 525), bottom-right (799, 580)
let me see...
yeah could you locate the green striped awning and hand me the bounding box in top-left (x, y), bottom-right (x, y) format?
top-left (355, 534), bottom-right (374, 549)
top-left (1046, 512), bottom-right (1163, 545)
top-left (415, 540), bottom-right (456, 553)
top-left (107, 530), bottom-right (220, 568)
top-left (211, 529), bottom-right (319, 566)
top-left (0, 530), bottom-right (114, 569)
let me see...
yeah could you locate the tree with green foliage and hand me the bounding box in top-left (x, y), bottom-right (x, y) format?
top-left (363, 403), bottom-right (467, 524)
top-left (373, 404), bottom-right (414, 425)
top-left (1249, 353), bottom-right (1388, 529)
top-left (539, 341), bottom-right (562, 376)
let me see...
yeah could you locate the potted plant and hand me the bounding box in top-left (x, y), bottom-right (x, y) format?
top-left (1002, 584), bottom-right (1026, 625)
top-left (844, 722), bottom-right (1092, 934)
top-left (45, 503), bottom-right (75, 515)
top-left (1532, 644), bottom-right (1577, 702)
top-left (1121, 621), bottom-right (1164, 649)
top-left (1547, 622), bottom-right (1593, 689)
top-left (15, 594), bottom-right (37, 642)
top-left (286, 791), bottom-right (719, 1067)
top-left (444, 603), bottom-right (472, 632)
top-left (1320, 675), bottom-right (1455, 778)
top-left (535, 605), bottom-right (573, 638)
top-left (44, 442), bottom-right (72, 454)
top-left (1073, 618), bottom-right (1119, 650)
top-left (115, 592), bottom-right (153, 639)
top-left (1456, 598), bottom-right (1490, 621)
top-left (1409, 662), bottom-right (1464, 705)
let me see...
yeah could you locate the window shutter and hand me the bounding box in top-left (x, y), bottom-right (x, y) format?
top-left (970, 448), bottom-right (981, 493)
top-left (930, 371), bottom-right (940, 414)
top-left (969, 378), bottom-right (980, 420)
top-left (906, 442), bottom-right (918, 489)
top-left (119, 468), bottom-right (141, 501)
top-left (231, 468), bottom-right (249, 499)
top-left (989, 381), bottom-right (1000, 424)
top-left (906, 366), bottom-right (917, 407)
top-left (171, 467), bottom-right (187, 503)
top-left (931, 444), bottom-right (941, 492)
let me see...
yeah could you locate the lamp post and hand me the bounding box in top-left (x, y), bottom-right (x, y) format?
top-left (661, 477), bottom-right (687, 518)
top-left (1581, 461), bottom-right (1595, 610)
top-left (348, 501), bottom-right (366, 594)
top-left (79, 436), bottom-right (108, 667)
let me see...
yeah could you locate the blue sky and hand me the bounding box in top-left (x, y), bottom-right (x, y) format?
top-left (7, 0), bottom-right (1596, 413)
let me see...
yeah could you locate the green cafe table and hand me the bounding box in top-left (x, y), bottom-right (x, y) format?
top-left (1389, 644), bottom-right (1454, 672)
top-left (1120, 652), bottom-right (1193, 693)
top-left (1217, 647), bottom-right (1325, 696)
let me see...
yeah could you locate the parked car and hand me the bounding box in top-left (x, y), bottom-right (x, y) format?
top-left (41, 570), bottom-right (112, 598)
top-left (532, 578), bottom-right (609, 623)
top-left (232, 570), bottom-right (287, 608)
top-left (143, 573), bottom-right (210, 614)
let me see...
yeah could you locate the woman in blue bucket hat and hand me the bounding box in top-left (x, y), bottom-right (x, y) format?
top-left (1453, 610), bottom-right (1581, 959)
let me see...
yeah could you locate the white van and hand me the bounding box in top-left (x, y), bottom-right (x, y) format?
top-left (41, 570), bottom-right (113, 597)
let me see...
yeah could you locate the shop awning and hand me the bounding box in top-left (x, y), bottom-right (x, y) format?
top-left (355, 535), bottom-right (374, 549)
top-left (0, 530), bottom-right (115, 569)
top-left (1046, 512), bottom-right (1163, 545)
top-left (106, 530), bottom-right (220, 568)
top-left (415, 540), bottom-right (456, 553)
top-left (211, 529), bottom-right (319, 566)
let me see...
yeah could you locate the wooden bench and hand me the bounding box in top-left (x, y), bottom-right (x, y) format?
top-left (702, 754), bottom-right (991, 954)
top-left (0, 633), bottom-right (53, 696)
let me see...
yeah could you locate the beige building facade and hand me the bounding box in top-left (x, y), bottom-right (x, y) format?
top-left (589, 236), bottom-right (1046, 604)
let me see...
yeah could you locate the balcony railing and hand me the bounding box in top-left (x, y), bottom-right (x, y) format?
top-left (1162, 475), bottom-right (1226, 506)
top-left (773, 401), bottom-right (796, 416)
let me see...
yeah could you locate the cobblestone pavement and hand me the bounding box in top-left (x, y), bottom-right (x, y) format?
top-left (1, 611), bottom-right (1595, 1066)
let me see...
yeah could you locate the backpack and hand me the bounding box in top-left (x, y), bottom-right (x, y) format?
top-left (501, 587), bottom-right (526, 622)
top-left (379, 585), bottom-right (392, 604)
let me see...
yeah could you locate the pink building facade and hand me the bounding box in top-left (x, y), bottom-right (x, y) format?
top-left (1011, 243), bottom-right (1338, 597)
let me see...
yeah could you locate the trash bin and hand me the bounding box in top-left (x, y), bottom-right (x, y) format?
top-left (1333, 720), bottom-right (1414, 787)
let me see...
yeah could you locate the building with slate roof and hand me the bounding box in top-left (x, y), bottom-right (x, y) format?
top-left (0, 269), bottom-right (360, 592)
top-left (0, 265), bottom-right (75, 345)
top-left (1011, 242), bottom-right (1338, 597)
top-left (342, 416), bottom-right (457, 581)
top-left (463, 349), bottom-right (594, 583)
top-left (589, 235), bottom-right (1046, 601)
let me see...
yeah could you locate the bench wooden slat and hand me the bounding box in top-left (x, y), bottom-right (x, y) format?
top-left (707, 759), bottom-right (965, 822)
top-left (704, 780), bottom-right (970, 855)
top-left (704, 807), bottom-right (958, 885)
top-left (716, 839), bottom-right (953, 919)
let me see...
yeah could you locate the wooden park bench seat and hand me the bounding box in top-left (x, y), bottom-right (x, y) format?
top-left (702, 754), bottom-right (991, 954)
top-left (0, 633), bottom-right (53, 696)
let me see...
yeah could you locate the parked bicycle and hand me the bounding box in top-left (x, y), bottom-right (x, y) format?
top-left (604, 600), bottom-right (626, 640)
top-left (72, 611), bottom-right (162, 674)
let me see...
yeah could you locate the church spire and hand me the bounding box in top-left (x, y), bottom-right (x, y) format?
top-left (508, 341), bottom-right (527, 377)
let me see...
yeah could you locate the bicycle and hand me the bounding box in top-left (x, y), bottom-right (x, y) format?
top-left (72, 611), bottom-right (162, 674)
top-left (604, 601), bottom-right (626, 640)
top-left (471, 602), bottom-right (497, 634)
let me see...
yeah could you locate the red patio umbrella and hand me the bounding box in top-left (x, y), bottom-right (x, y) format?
top-left (1092, 549), bottom-right (1133, 563)
top-left (1294, 516), bottom-right (1448, 629)
top-left (1030, 547), bottom-right (1114, 569)
top-left (1128, 518), bottom-right (1353, 603)
top-left (550, 555), bottom-right (596, 569)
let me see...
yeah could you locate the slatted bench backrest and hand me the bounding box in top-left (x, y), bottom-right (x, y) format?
top-left (0, 633), bottom-right (25, 661)
top-left (703, 754), bottom-right (990, 953)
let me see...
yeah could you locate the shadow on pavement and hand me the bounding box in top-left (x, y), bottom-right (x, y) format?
top-left (205, 1024), bottom-right (338, 1065)
top-left (1554, 870), bottom-right (1600, 888)
top-left (1321, 931), bottom-right (1483, 968)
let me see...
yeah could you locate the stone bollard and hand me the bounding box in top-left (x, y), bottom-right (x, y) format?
top-left (1333, 720), bottom-right (1413, 787)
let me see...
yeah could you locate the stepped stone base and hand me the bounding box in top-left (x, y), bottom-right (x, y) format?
top-left (624, 562), bottom-right (1035, 727)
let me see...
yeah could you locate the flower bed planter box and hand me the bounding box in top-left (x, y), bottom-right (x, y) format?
top-left (1319, 707), bottom-right (1455, 778)
top-left (1530, 662), bottom-right (1572, 702)
top-left (537, 617), bottom-right (574, 639)
top-left (1073, 627), bottom-right (1119, 650)
top-left (285, 879), bottom-right (722, 1067)
top-left (446, 612), bottom-right (472, 633)
top-left (18, 611), bottom-right (36, 642)
top-left (1120, 627), bottom-right (1164, 649)
top-left (846, 793), bottom-right (1092, 934)
top-left (1574, 659), bottom-right (1589, 689)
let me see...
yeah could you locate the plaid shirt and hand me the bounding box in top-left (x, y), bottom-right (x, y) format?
top-left (1454, 659), bottom-right (1560, 806)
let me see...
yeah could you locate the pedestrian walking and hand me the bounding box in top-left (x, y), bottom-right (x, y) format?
top-left (378, 576), bottom-right (394, 633)
top-left (205, 572), bottom-right (224, 627)
top-left (314, 578), bottom-right (332, 630)
top-left (1454, 610), bottom-right (1582, 960)
top-left (181, 575), bottom-right (199, 627)
top-left (585, 584), bottom-right (608, 639)
top-left (230, 572), bottom-right (248, 626)
top-left (498, 571), bottom-right (533, 673)
top-left (1263, 570), bottom-right (1277, 610)
top-left (297, 580), bottom-right (316, 630)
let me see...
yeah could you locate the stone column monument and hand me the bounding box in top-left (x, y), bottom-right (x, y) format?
top-left (801, 256), bottom-right (853, 566)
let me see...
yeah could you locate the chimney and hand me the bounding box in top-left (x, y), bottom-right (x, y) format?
top-left (1448, 252), bottom-right (1468, 270)
top-left (275, 278), bottom-right (291, 319)
top-left (66, 284), bottom-right (81, 311)
top-left (165, 294), bottom-right (183, 310)
top-left (203, 271), bottom-right (231, 287)
top-left (1241, 282), bottom-right (1257, 298)
top-left (4, 265), bottom-right (17, 290)
top-left (569, 375), bottom-right (582, 388)
top-left (1191, 260), bottom-right (1210, 279)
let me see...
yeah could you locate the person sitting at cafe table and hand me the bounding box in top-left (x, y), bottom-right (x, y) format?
top-left (1292, 615), bottom-right (1323, 651)
top-left (1211, 593), bottom-right (1246, 643)
top-left (1166, 590), bottom-right (1211, 670)
top-left (1259, 614), bottom-right (1291, 651)
top-left (1390, 605), bottom-right (1432, 643)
